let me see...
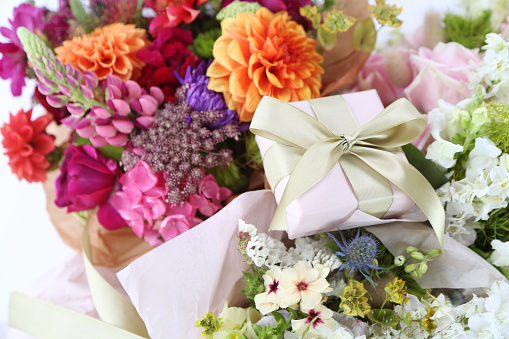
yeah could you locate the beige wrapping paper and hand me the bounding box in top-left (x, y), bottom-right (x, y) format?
top-left (43, 170), bottom-right (152, 268)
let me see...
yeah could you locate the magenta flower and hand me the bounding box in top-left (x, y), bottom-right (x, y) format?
top-left (55, 144), bottom-right (125, 230)
top-left (0, 4), bottom-right (46, 96)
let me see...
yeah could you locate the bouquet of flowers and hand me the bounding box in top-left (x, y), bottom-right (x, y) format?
top-left (2, 0), bottom-right (509, 338)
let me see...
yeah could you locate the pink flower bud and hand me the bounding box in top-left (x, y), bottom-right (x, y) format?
top-left (66, 103), bottom-right (85, 116)
top-left (126, 80), bottom-right (142, 99)
top-left (96, 124), bottom-right (118, 138)
top-left (57, 84), bottom-right (72, 97)
top-left (112, 99), bottom-right (131, 116)
top-left (81, 84), bottom-right (94, 100)
top-left (112, 119), bottom-right (134, 134)
top-left (106, 133), bottom-right (128, 147)
top-left (46, 94), bottom-right (66, 108)
top-left (92, 107), bottom-right (112, 119)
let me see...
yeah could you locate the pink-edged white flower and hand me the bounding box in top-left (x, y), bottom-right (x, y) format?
top-left (254, 267), bottom-right (283, 315)
top-left (291, 304), bottom-right (335, 337)
top-left (278, 262), bottom-right (332, 310)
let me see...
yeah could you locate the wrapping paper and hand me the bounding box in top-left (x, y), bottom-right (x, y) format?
top-left (255, 90), bottom-right (426, 239)
top-left (118, 191), bottom-right (505, 338)
top-left (117, 190), bottom-right (280, 338)
top-left (43, 170), bottom-right (153, 267)
top-left (367, 222), bottom-right (508, 289)
top-left (6, 253), bottom-right (127, 339)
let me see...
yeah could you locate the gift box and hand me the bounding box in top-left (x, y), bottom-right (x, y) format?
top-left (251, 90), bottom-right (444, 240)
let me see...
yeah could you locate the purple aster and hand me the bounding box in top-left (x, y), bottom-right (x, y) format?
top-left (175, 61), bottom-right (243, 129)
top-left (327, 230), bottom-right (382, 287)
top-left (0, 4), bottom-right (46, 96)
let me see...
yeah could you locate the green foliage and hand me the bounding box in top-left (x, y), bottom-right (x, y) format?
top-left (208, 162), bottom-right (249, 193)
top-left (216, 0), bottom-right (262, 20)
top-left (444, 10), bottom-right (493, 49)
top-left (240, 269), bottom-right (266, 306)
top-left (252, 311), bottom-right (291, 338)
top-left (368, 309), bottom-right (399, 327)
top-left (352, 18), bottom-right (377, 53)
top-left (400, 272), bottom-right (427, 299)
top-left (69, 0), bottom-right (100, 33)
top-left (486, 102), bottom-right (509, 154)
top-left (245, 132), bottom-right (263, 169)
top-left (475, 207), bottom-right (509, 252)
top-left (192, 28), bottom-right (222, 59)
top-left (402, 144), bottom-right (448, 189)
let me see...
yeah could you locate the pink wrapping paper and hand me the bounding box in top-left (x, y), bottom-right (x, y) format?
top-left (117, 190), bottom-right (280, 338)
top-left (255, 90), bottom-right (426, 239)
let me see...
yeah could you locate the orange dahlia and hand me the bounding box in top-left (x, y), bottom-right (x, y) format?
top-left (55, 23), bottom-right (149, 81)
top-left (1, 109), bottom-right (55, 183)
top-left (207, 8), bottom-right (323, 122)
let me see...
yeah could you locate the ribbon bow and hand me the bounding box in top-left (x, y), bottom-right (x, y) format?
top-left (250, 95), bottom-right (445, 249)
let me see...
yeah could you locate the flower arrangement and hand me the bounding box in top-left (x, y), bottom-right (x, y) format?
top-left (2, 0), bottom-right (509, 338)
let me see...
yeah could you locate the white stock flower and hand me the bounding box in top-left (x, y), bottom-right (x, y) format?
top-left (288, 237), bottom-right (342, 271)
top-left (489, 239), bottom-right (509, 267)
top-left (245, 233), bottom-right (289, 268)
top-left (425, 135), bottom-right (464, 169)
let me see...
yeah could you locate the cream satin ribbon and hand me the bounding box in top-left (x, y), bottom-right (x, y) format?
top-left (9, 220), bottom-right (149, 338)
top-left (251, 95), bottom-right (445, 249)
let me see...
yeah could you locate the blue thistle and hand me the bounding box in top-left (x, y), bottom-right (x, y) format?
top-left (327, 230), bottom-right (382, 286)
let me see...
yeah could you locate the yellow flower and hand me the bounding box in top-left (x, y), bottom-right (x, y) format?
top-left (339, 281), bottom-right (371, 317)
top-left (421, 308), bottom-right (437, 333)
top-left (195, 312), bottom-right (222, 338)
top-left (368, 0), bottom-right (402, 28)
top-left (384, 278), bottom-right (410, 305)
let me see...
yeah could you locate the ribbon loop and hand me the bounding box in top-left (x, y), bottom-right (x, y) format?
top-left (251, 95), bottom-right (445, 249)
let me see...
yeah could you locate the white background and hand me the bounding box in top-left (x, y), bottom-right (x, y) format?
top-left (0, 0), bottom-right (461, 334)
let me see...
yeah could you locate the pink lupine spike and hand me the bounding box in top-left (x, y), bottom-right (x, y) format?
top-left (108, 85), bottom-right (122, 99)
top-left (55, 59), bottom-right (64, 69)
top-left (92, 107), bottom-right (112, 119)
top-left (66, 103), bottom-right (85, 116)
top-left (90, 135), bottom-right (108, 147)
top-left (119, 82), bottom-right (128, 97)
top-left (84, 71), bottom-right (99, 89)
top-left (77, 125), bottom-right (97, 139)
top-left (65, 64), bottom-right (74, 75)
top-left (57, 84), bottom-right (72, 97)
top-left (45, 64), bottom-right (53, 74)
top-left (149, 87), bottom-right (164, 105)
top-left (106, 133), bottom-right (128, 147)
top-left (130, 98), bottom-right (142, 114)
top-left (126, 81), bottom-right (142, 99)
top-left (55, 69), bottom-right (65, 81)
top-left (96, 125), bottom-right (118, 138)
top-left (139, 97), bottom-right (157, 116)
top-left (112, 119), bottom-right (134, 134)
top-left (66, 74), bottom-right (79, 88)
top-left (81, 84), bottom-right (94, 100)
top-left (136, 116), bottom-right (154, 129)
top-left (61, 115), bottom-right (81, 129)
top-left (37, 82), bottom-right (53, 95)
top-left (46, 94), bottom-right (66, 108)
top-left (107, 74), bottom-right (123, 88)
top-left (112, 99), bottom-right (131, 116)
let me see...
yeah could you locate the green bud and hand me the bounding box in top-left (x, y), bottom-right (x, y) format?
top-left (427, 249), bottom-right (441, 257)
top-left (418, 262), bottom-right (428, 275)
top-left (404, 264), bottom-right (417, 273)
top-left (470, 106), bottom-right (490, 134)
top-left (410, 251), bottom-right (425, 261)
top-left (394, 255), bottom-right (405, 266)
top-left (406, 246), bottom-right (418, 253)
top-left (448, 108), bottom-right (470, 139)
top-left (411, 270), bottom-right (423, 279)
top-left (216, 0), bottom-right (262, 20)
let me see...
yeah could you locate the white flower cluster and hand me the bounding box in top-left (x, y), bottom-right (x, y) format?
top-left (473, 33), bottom-right (509, 103)
top-left (438, 138), bottom-right (509, 245)
top-left (237, 220), bottom-right (341, 270)
top-left (370, 280), bottom-right (509, 339)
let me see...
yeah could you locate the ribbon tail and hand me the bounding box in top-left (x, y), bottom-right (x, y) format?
top-left (355, 149), bottom-right (445, 250)
top-left (82, 223), bottom-right (150, 337)
top-left (270, 139), bottom-right (344, 231)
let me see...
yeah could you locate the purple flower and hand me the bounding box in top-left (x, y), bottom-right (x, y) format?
top-left (55, 145), bottom-right (126, 230)
top-left (175, 61), bottom-right (241, 129)
top-left (0, 4), bottom-right (46, 96)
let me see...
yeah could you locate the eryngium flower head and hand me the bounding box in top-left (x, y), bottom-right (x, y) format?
top-left (328, 230), bottom-right (381, 286)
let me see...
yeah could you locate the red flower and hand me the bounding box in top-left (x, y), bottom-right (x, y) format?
top-left (137, 27), bottom-right (200, 102)
top-left (148, 0), bottom-right (209, 37)
top-left (1, 109), bottom-right (55, 182)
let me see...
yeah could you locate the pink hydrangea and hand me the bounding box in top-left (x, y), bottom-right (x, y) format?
top-left (112, 162), bottom-right (232, 246)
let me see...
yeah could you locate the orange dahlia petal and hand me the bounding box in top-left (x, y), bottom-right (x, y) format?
top-left (56, 23), bottom-right (149, 80)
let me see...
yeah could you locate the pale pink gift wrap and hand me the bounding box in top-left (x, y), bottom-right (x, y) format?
top-left (117, 190), bottom-right (280, 338)
top-left (255, 90), bottom-right (425, 239)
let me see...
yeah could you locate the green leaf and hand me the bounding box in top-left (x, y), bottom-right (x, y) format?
top-left (208, 162), bottom-right (249, 193)
top-left (137, 0), bottom-right (144, 10)
top-left (69, 0), bottom-right (99, 33)
top-left (353, 18), bottom-right (377, 53)
top-left (367, 309), bottom-right (399, 327)
top-left (402, 143), bottom-right (448, 189)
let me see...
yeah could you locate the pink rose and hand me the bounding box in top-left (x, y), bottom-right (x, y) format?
top-left (404, 42), bottom-right (482, 113)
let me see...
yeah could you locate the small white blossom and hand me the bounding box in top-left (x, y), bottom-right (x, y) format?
top-left (489, 239), bottom-right (509, 267)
